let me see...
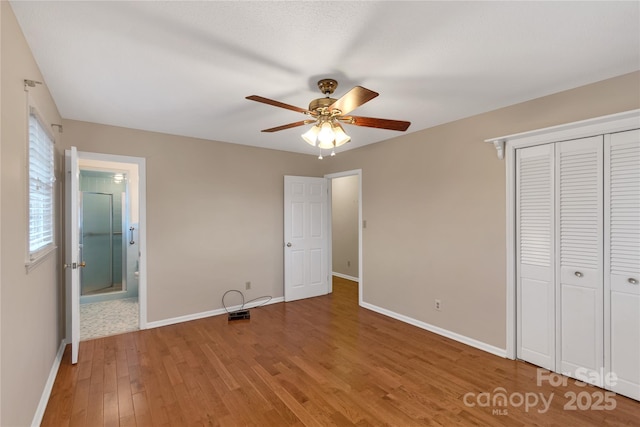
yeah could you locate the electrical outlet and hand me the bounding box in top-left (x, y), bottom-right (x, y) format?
top-left (435, 299), bottom-right (442, 311)
top-left (245, 281), bottom-right (251, 290)
top-left (347, 260), bottom-right (351, 267)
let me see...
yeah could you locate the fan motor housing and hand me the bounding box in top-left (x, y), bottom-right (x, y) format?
top-left (308, 97), bottom-right (337, 113)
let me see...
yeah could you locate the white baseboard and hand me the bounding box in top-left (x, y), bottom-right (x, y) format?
top-left (32, 339), bottom-right (66, 427)
top-left (332, 272), bottom-right (359, 282)
top-left (146, 296), bottom-right (285, 329)
top-left (360, 301), bottom-right (507, 359)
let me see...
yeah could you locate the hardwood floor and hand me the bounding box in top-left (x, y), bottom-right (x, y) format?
top-left (43, 277), bottom-right (639, 426)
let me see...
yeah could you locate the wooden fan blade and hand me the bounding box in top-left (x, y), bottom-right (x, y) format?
top-left (262, 120), bottom-right (315, 132)
top-left (341, 116), bottom-right (411, 132)
top-left (329, 86), bottom-right (379, 116)
top-left (246, 95), bottom-right (310, 114)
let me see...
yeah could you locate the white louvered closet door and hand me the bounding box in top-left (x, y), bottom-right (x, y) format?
top-left (556, 136), bottom-right (604, 384)
top-left (605, 129), bottom-right (640, 400)
top-left (516, 144), bottom-right (556, 370)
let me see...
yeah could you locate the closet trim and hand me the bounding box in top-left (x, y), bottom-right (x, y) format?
top-left (486, 109), bottom-right (640, 360)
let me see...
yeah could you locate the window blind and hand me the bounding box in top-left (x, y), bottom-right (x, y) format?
top-left (28, 110), bottom-right (55, 258)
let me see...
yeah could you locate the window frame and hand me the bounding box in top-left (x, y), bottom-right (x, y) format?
top-left (25, 103), bottom-right (57, 271)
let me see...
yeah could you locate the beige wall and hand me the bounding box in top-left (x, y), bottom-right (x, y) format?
top-left (325, 71), bottom-right (640, 349)
top-left (60, 120), bottom-right (324, 322)
top-left (331, 175), bottom-right (359, 278)
top-left (1, 2), bottom-right (64, 425)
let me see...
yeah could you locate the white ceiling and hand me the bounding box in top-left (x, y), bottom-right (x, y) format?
top-left (10, 1), bottom-right (640, 156)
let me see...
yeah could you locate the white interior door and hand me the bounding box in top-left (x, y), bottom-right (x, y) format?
top-left (64, 147), bottom-right (80, 364)
top-left (605, 129), bottom-right (640, 400)
top-left (556, 136), bottom-right (604, 384)
top-left (284, 176), bottom-right (328, 302)
top-left (516, 144), bottom-right (556, 370)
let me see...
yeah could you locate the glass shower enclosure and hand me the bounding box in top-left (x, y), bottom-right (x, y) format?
top-left (79, 170), bottom-right (126, 296)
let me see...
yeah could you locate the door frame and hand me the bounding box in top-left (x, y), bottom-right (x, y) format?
top-left (72, 151), bottom-right (148, 330)
top-left (485, 109), bottom-right (640, 360)
top-left (325, 169), bottom-right (363, 306)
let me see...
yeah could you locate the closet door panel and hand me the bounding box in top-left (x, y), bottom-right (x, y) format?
top-left (516, 144), bottom-right (555, 370)
top-left (560, 286), bottom-right (599, 370)
top-left (605, 129), bottom-right (640, 400)
top-left (556, 136), bottom-right (604, 384)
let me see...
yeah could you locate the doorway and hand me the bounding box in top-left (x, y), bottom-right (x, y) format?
top-left (326, 170), bottom-right (362, 304)
top-left (282, 170), bottom-right (362, 303)
top-left (73, 152), bottom-right (147, 341)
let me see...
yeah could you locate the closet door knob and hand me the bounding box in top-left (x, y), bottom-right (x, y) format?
top-left (629, 278), bottom-right (638, 285)
top-left (574, 271), bottom-right (583, 278)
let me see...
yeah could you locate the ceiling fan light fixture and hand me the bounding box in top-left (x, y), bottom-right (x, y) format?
top-left (247, 78), bottom-right (410, 156)
top-left (302, 125), bottom-right (320, 146)
top-left (308, 120), bottom-right (351, 151)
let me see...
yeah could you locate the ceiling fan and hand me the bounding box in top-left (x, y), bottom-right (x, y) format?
top-left (246, 79), bottom-right (411, 153)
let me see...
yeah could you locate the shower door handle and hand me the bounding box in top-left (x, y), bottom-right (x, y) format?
top-left (129, 226), bottom-right (135, 245)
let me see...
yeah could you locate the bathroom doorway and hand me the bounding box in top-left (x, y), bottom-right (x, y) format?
top-left (76, 154), bottom-right (145, 340)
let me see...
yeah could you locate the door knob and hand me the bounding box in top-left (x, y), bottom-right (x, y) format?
top-left (574, 271), bottom-right (583, 278)
top-left (629, 278), bottom-right (638, 285)
top-left (286, 242), bottom-right (292, 247)
top-left (63, 262), bottom-right (85, 269)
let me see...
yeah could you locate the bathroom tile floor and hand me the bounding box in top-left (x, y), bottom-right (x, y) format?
top-left (80, 297), bottom-right (139, 341)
